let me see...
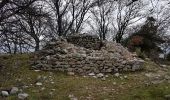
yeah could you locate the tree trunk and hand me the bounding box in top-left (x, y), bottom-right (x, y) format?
top-left (7, 43), bottom-right (12, 54)
top-left (115, 31), bottom-right (124, 43)
top-left (55, 1), bottom-right (63, 36)
top-left (102, 32), bottom-right (106, 40)
top-left (14, 42), bottom-right (17, 54)
top-left (57, 16), bottom-right (62, 36)
top-left (34, 37), bottom-right (40, 51)
top-left (19, 43), bottom-right (22, 54)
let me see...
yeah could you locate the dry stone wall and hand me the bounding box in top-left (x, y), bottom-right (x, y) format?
top-left (66, 34), bottom-right (102, 50)
top-left (31, 37), bottom-right (144, 75)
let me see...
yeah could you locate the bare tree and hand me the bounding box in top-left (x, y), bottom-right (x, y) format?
top-left (155, 2), bottom-right (170, 36)
top-left (0, 0), bottom-right (41, 53)
top-left (89, 0), bottom-right (114, 40)
top-left (0, 19), bottom-right (34, 53)
top-left (17, 5), bottom-right (52, 51)
top-left (48, 0), bottom-right (102, 36)
top-left (114, 0), bottom-right (149, 43)
top-left (73, 0), bottom-right (97, 33)
top-left (0, 0), bottom-right (37, 24)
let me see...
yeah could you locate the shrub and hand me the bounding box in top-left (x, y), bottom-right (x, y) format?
top-left (135, 47), bottom-right (147, 59)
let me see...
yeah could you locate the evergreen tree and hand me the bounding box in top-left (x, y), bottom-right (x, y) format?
top-left (125, 17), bottom-right (164, 58)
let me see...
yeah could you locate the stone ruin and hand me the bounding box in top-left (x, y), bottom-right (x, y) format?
top-left (66, 34), bottom-right (102, 50)
top-left (31, 34), bottom-right (145, 75)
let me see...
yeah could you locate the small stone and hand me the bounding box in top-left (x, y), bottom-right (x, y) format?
top-left (145, 73), bottom-right (152, 78)
top-left (46, 56), bottom-right (50, 60)
top-left (160, 64), bottom-right (167, 68)
top-left (49, 41), bottom-right (56, 45)
top-left (19, 89), bottom-right (23, 92)
top-left (63, 49), bottom-right (68, 54)
top-left (96, 73), bottom-right (104, 78)
top-left (71, 97), bottom-right (78, 100)
top-left (114, 73), bottom-right (120, 77)
top-left (122, 61), bottom-right (126, 64)
top-left (120, 76), bottom-right (124, 80)
top-left (101, 77), bottom-right (106, 81)
top-left (18, 93), bottom-right (29, 100)
top-left (16, 78), bottom-right (22, 82)
top-left (106, 68), bottom-right (112, 73)
top-left (43, 76), bottom-right (47, 79)
top-left (88, 73), bottom-right (95, 76)
top-left (113, 82), bottom-right (117, 85)
top-left (1, 91), bottom-right (9, 97)
top-left (69, 94), bottom-right (74, 98)
top-left (36, 82), bottom-right (43, 86)
top-left (51, 89), bottom-right (55, 91)
top-left (93, 76), bottom-right (97, 78)
top-left (121, 82), bottom-right (126, 85)
top-left (67, 72), bottom-right (75, 76)
top-left (164, 95), bottom-right (170, 100)
top-left (105, 75), bottom-right (109, 78)
top-left (10, 87), bottom-right (19, 94)
top-left (34, 70), bottom-right (41, 72)
top-left (111, 89), bottom-right (115, 91)
top-left (22, 85), bottom-right (29, 89)
top-left (151, 80), bottom-right (163, 84)
top-left (41, 87), bottom-right (45, 91)
top-left (68, 94), bottom-right (78, 100)
top-left (51, 82), bottom-right (55, 84)
top-left (114, 68), bottom-right (119, 72)
top-left (138, 59), bottom-right (145, 63)
top-left (124, 75), bottom-right (128, 79)
top-left (165, 75), bottom-right (170, 80)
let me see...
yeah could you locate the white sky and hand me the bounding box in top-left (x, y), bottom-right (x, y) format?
top-left (37, 0), bottom-right (170, 40)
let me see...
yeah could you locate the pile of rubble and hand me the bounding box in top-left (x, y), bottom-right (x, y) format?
top-left (31, 37), bottom-right (144, 75)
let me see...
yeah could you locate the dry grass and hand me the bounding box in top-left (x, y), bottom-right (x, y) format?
top-left (0, 54), bottom-right (170, 100)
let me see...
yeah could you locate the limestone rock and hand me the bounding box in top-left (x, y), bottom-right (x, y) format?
top-left (160, 64), bottom-right (167, 68)
top-left (68, 94), bottom-right (78, 100)
top-left (96, 73), bottom-right (104, 78)
top-left (36, 82), bottom-right (43, 86)
top-left (10, 87), bottom-right (19, 94)
top-left (101, 77), bottom-right (106, 81)
top-left (114, 73), bottom-right (120, 77)
top-left (67, 72), bottom-right (75, 76)
top-left (18, 93), bottom-right (29, 100)
top-left (88, 73), bottom-right (95, 76)
top-left (1, 91), bottom-right (9, 97)
top-left (124, 75), bottom-right (128, 79)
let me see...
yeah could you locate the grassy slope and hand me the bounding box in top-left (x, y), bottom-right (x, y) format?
top-left (0, 54), bottom-right (170, 100)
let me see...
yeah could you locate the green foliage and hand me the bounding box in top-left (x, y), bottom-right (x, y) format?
top-left (125, 17), bottom-right (164, 59)
top-left (120, 83), bottom-right (170, 100)
top-left (135, 48), bottom-right (147, 59)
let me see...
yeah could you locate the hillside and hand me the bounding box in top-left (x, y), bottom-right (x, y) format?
top-left (0, 0), bottom-right (170, 100)
top-left (0, 54), bottom-right (170, 100)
